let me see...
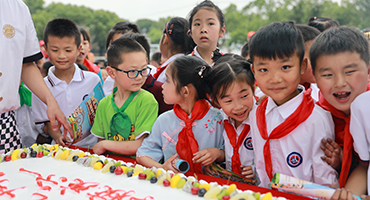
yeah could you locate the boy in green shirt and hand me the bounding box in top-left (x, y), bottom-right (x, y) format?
top-left (91, 38), bottom-right (158, 156)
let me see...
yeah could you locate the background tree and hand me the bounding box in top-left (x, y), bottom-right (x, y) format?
top-left (24, 0), bottom-right (370, 55)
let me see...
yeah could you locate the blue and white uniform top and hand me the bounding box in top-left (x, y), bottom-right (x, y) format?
top-left (137, 106), bottom-right (224, 163)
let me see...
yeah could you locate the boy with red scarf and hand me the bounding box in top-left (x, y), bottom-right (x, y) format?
top-left (248, 21), bottom-right (337, 187)
top-left (310, 26), bottom-right (370, 196)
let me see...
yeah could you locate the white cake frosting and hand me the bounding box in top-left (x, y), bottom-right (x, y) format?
top-left (0, 147), bottom-right (286, 200)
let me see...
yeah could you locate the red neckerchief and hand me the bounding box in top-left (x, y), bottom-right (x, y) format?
top-left (257, 88), bottom-right (315, 180)
top-left (174, 99), bottom-right (210, 174)
top-left (316, 83), bottom-right (370, 187)
top-left (153, 62), bottom-right (169, 80)
top-left (303, 82), bottom-right (311, 90)
top-left (224, 120), bottom-right (250, 174)
top-left (83, 57), bottom-right (99, 74)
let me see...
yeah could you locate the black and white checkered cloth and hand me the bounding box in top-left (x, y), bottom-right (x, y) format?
top-left (0, 111), bottom-right (22, 154)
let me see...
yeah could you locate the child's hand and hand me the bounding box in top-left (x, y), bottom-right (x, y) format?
top-left (193, 148), bottom-right (223, 166)
top-left (92, 140), bottom-right (107, 155)
top-left (331, 188), bottom-right (354, 200)
top-left (321, 138), bottom-right (342, 171)
top-left (241, 165), bottom-right (257, 184)
top-left (163, 154), bottom-right (180, 173)
top-left (54, 134), bottom-right (71, 147)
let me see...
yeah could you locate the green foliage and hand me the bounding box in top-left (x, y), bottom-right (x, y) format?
top-left (26, 0), bottom-right (370, 54)
top-left (24, 0), bottom-right (44, 14)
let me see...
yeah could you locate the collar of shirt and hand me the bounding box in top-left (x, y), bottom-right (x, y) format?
top-left (161, 53), bottom-right (184, 67)
top-left (47, 63), bottom-right (84, 86)
top-left (265, 85), bottom-right (305, 120)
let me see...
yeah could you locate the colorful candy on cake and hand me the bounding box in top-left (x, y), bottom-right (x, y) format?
top-left (0, 144), bottom-right (285, 200)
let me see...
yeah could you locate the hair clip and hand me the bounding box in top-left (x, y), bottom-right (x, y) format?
top-left (198, 66), bottom-right (206, 79)
top-left (314, 16), bottom-right (317, 20)
top-left (165, 22), bottom-right (174, 35)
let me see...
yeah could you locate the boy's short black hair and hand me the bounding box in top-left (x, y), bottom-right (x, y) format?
top-left (43, 18), bottom-right (81, 47)
top-left (249, 21), bottom-right (305, 65)
top-left (107, 37), bottom-right (146, 67)
top-left (119, 32), bottom-right (150, 63)
top-left (295, 24), bottom-right (321, 43)
top-left (310, 26), bottom-right (370, 73)
top-left (241, 42), bottom-right (249, 58)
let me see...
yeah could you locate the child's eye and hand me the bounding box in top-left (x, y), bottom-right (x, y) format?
top-left (208, 22), bottom-right (215, 26)
top-left (66, 50), bottom-right (72, 52)
top-left (281, 65), bottom-right (291, 70)
top-left (51, 49), bottom-right (57, 52)
top-left (258, 68), bottom-right (268, 73)
top-left (224, 100), bottom-right (232, 104)
top-left (194, 23), bottom-right (200, 27)
top-left (322, 73), bottom-right (333, 77)
top-left (345, 70), bottom-right (356, 75)
top-left (241, 94), bottom-right (248, 99)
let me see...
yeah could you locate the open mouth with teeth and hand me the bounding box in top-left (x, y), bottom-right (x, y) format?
top-left (333, 92), bottom-right (350, 99)
top-left (234, 109), bottom-right (247, 117)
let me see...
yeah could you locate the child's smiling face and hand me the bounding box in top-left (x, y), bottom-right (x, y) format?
top-left (217, 81), bottom-right (254, 127)
top-left (314, 51), bottom-right (369, 115)
top-left (252, 54), bottom-right (305, 106)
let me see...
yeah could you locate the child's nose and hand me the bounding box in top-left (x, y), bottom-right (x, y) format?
top-left (334, 74), bottom-right (347, 88)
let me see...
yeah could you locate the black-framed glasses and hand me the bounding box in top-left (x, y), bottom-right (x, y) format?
top-left (111, 66), bottom-right (151, 79)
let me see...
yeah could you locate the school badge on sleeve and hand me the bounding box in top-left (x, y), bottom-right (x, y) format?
top-left (3, 24), bottom-right (15, 39)
top-left (286, 152), bottom-right (302, 168)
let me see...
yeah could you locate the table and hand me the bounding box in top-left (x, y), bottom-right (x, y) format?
top-left (71, 145), bottom-right (313, 200)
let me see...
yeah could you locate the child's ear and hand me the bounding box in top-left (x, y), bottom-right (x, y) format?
top-left (181, 85), bottom-right (190, 97)
top-left (250, 64), bottom-right (255, 74)
top-left (219, 26), bottom-right (226, 38)
top-left (300, 58), bottom-right (308, 75)
top-left (106, 66), bottom-right (116, 79)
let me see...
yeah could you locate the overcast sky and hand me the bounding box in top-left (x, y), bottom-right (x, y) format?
top-left (43, 0), bottom-right (252, 22)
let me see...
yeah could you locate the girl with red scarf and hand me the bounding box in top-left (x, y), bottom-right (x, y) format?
top-left (208, 58), bottom-right (258, 184)
top-left (136, 56), bottom-right (224, 174)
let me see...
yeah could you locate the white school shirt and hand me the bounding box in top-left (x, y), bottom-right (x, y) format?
top-left (350, 91), bottom-right (370, 194)
top-left (0, 0), bottom-right (43, 114)
top-left (103, 76), bottom-right (114, 96)
top-left (189, 47), bottom-right (223, 67)
top-left (32, 64), bottom-right (101, 148)
top-left (221, 111), bottom-right (255, 172)
top-left (249, 87), bottom-right (337, 187)
top-left (156, 53), bottom-right (184, 83)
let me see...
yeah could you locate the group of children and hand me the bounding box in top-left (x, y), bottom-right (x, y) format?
top-left (10, 0), bottom-right (370, 198)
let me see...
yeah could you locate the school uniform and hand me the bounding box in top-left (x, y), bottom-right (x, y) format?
top-left (137, 101), bottom-right (224, 173)
top-left (222, 111), bottom-right (255, 172)
top-left (0, 0), bottom-right (43, 153)
top-left (249, 86), bottom-right (337, 187)
top-left (32, 64), bottom-right (101, 148)
top-left (154, 53), bottom-right (184, 83)
top-left (189, 47), bottom-right (223, 67)
top-left (350, 91), bottom-right (370, 194)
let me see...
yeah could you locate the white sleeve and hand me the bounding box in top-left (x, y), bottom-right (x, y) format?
top-left (350, 92), bottom-right (370, 161)
top-left (22, 2), bottom-right (41, 61)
